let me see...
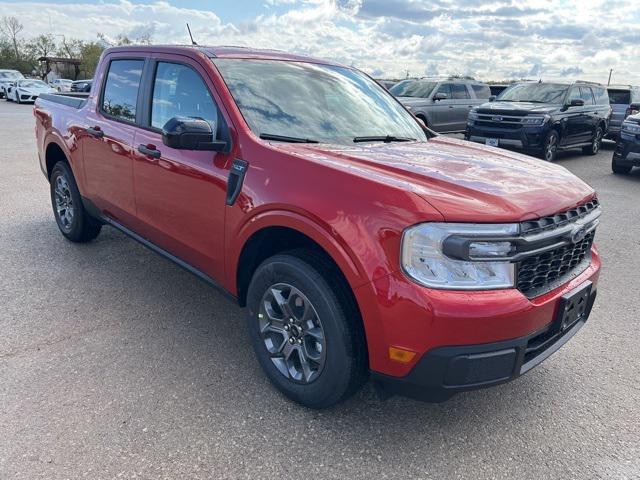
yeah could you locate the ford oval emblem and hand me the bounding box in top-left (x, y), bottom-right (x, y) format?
top-left (570, 226), bottom-right (588, 244)
top-left (491, 116), bottom-right (503, 122)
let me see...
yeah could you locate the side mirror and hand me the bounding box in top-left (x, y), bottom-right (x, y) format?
top-left (569, 99), bottom-right (585, 107)
top-left (489, 95), bottom-right (497, 102)
top-left (162, 116), bottom-right (227, 152)
top-left (433, 92), bottom-right (448, 101)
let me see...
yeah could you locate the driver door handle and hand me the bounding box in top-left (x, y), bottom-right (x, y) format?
top-left (138, 144), bottom-right (161, 159)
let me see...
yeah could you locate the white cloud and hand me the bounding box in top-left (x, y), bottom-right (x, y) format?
top-left (1, 0), bottom-right (639, 83)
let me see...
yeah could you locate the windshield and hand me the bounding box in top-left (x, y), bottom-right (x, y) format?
top-left (19, 80), bottom-right (47, 88)
top-left (0, 71), bottom-right (24, 80)
top-left (213, 59), bottom-right (427, 145)
top-left (499, 83), bottom-right (568, 103)
top-left (389, 80), bottom-right (438, 98)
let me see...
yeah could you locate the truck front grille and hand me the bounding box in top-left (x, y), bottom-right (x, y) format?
top-left (516, 230), bottom-right (595, 296)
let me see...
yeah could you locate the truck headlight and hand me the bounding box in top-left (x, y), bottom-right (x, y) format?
top-left (621, 121), bottom-right (640, 135)
top-left (401, 223), bottom-right (518, 290)
top-left (467, 111), bottom-right (479, 124)
top-left (521, 115), bottom-right (549, 126)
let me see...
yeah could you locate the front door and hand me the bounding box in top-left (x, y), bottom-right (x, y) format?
top-left (131, 57), bottom-right (232, 281)
top-left (430, 83), bottom-right (458, 132)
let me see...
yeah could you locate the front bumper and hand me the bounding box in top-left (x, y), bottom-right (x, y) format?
top-left (356, 247), bottom-right (601, 401)
top-left (372, 283), bottom-right (596, 402)
top-left (466, 123), bottom-right (547, 150)
top-left (613, 133), bottom-right (640, 166)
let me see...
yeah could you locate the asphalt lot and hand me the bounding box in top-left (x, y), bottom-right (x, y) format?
top-left (1, 98), bottom-right (639, 480)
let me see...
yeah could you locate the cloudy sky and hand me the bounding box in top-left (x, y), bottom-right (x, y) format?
top-left (1, 0), bottom-right (639, 83)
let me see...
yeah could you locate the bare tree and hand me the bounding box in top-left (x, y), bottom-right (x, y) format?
top-left (26, 34), bottom-right (57, 58)
top-left (0, 16), bottom-right (24, 59)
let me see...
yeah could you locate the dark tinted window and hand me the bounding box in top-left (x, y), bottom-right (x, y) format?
top-left (608, 89), bottom-right (631, 104)
top-left (102, 59), bottom-right (144, 122)
top-left (451, 84), bottom-right (470, 99)
top-left (151, 62), bottom-right (218, 130)
top-left (579, 87), bottom-right (595, 105)
top-left (472, 84), bottom-right (491, 98)
top-left (593, 87), bottom-right (609, 105)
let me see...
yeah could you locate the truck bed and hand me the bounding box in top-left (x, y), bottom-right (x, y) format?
top-left (38, 92), bottom-right (89, 109)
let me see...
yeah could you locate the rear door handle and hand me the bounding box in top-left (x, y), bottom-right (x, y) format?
top-left (86, 126), bottom-right (104, 138)
top-left (138, 144), bottom-right (161, 159)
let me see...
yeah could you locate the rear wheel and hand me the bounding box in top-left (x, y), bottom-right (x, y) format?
top-left (50, 162), bottom-right (102, 242)
top-left (246, 251), bottom-right (367, 408)
top-left (540, 130), bottom-right (559, 162)
top-left (583, 126), bottom-right (603, 155)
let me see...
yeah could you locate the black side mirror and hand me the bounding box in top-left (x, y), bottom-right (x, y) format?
top-left (489, 95), bottom-right (497, 102)
top-left (569, 99), bottom-right (585, 107)
top-left (162, 116), bottom-right (228, 152)
top-left (433, 92), bottom-right (447, 101)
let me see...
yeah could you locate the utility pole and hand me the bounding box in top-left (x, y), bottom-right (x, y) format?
top-left (607, 69), bottom-right (613, 86)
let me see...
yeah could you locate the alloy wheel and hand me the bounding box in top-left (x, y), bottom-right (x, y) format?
top-left (54, 174), bottom-right (74, 231)
top-left (545, 133), bottom-right (558, 161)
top-left (592, 128), bottom-right (602, 154)
top-left (258, 283), bottom-right (326, 384)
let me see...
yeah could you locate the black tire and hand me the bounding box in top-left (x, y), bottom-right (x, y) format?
top-left (612, 155), bottom-right (632, 175)
top-left (583, 126), bottom-right (603, 155)
top-left (15, 92), bottom-right (20, 104)
top-left (246, 250), bottom-right (368, 408)
top-left (50, 162), bottom-right (102, 242)
top-left (540, 130), bottom-right (559, 162)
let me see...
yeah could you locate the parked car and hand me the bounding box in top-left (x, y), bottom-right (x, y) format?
top-left (390, 77), bottom-right (492, 133)
top-left (35, 45), bottom-right (601, 408)
top-left (466, 81), bottom-right (611, 161)
top-left (606, 84), bottom-right (640, 139)
top-left (70, 79), bottom-right (92, 92)
top-left (49, 78), bottom-right (74, 92)
top-left (611, 110), bottom-right (640, 174)
top-left (6, 79), bottom-right (56, 103)
top-left (0, 69), bottom-right (24, 98)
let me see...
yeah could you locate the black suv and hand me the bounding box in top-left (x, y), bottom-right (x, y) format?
top-left (612, 110), bottom-right (640, 174)
top-left (465, 81), bottom-right (611, 161)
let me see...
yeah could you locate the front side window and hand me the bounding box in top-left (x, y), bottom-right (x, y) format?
top-left (451, 84), bottom-right (470, 99)
top-left (102, 59), bottom-right (144, 122)
top-left (435, 83), bottom-right (452, 98)
top-left (213, 59), bottom-right (427, 144)
top-left (151, 62), bottom-right (218, 130)
top-left (500, 83), bottom-right (568, 104)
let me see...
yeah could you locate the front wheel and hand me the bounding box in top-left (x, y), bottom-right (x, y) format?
top-left (612, 155), bottom-right (632, 175)
top-left (583, 127), bottom-right (603, 155)
top-left (246, 251), bottom-right (367, 408)
top-left (540, 130), bottom-right (559, 162)
top-left (50, 162), bottom-right (102, 242)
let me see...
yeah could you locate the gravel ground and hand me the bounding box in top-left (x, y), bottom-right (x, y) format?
top-left (1, 99), bottom-right (639, 480)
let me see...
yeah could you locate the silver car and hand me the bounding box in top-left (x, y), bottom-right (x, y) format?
top-left (390, 77), bottom-right (491, 133)
top-left (0, 69), bottom-right (24, 99)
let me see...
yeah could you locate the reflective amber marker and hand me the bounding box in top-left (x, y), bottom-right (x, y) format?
top-left (388, 346), bottom-right (417, 364)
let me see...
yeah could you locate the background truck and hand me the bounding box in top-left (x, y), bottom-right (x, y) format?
top-left (35, 45), bottom-right (601, 408)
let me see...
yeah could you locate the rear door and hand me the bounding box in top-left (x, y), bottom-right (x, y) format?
top-left (81, 55), bottom-right (146, 225)
top-left (130, 55), bottom-right (233, 281)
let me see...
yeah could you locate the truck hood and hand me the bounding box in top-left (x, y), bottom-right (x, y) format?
top-left (273, 136), bottom-right (595, 223)
top-left (477, 101), bottom-right (559, 115)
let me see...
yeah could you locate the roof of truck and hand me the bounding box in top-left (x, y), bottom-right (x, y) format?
top-left (104, 44), bottom-right (340, 66)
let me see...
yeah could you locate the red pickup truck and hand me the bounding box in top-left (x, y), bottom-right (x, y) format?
top-left (34, 45), bottom-right (601, 408)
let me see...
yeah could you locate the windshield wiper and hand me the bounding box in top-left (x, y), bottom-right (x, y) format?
top-left (259, 133), bottom-right (319, 143)
top-left (353, 135), bottom-right (416, 143)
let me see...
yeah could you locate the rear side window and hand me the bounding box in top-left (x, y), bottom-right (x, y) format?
top-left (451, 84), bottom-right (470, 99)
top-left (151, 62), bottom-right (218, 130)
top-left (471, 84), bottom-right (491, 99)
top-left (608, 89), bottom-right (631, 104)
top-left (101, 59), bottom-right (144, 122)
